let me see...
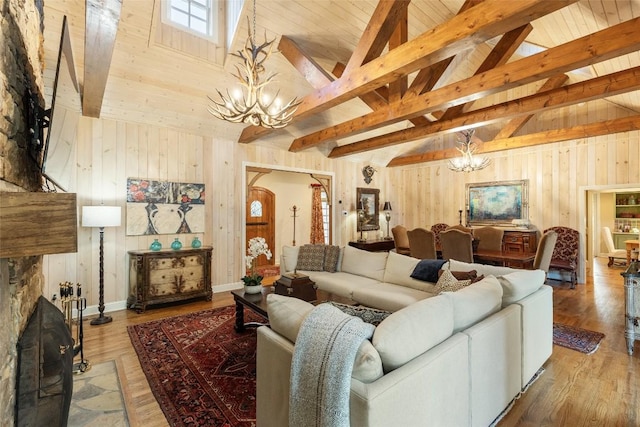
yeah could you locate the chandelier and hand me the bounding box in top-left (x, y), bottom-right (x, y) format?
top-left (208, 0), bottom-right (300, 129)
top-left (447, 130), bottom-right (490, 173)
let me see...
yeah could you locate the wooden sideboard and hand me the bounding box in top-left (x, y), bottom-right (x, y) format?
top-left (501, 229), bottom-right (538, 254)
top-left (127, 246), bottom-right (212, 313)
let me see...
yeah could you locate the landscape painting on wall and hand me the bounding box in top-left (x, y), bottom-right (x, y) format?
top-left (126, 178), bottom-right (205, 236)
top-left (466, 180), bottom-right (528, 226)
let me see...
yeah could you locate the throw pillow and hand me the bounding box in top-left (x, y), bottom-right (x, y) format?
top-left (323, 245), bottom-right (341, 272)
top-left (295, 244), bottom-right (325, 271)
top-left (434, 269), bottom-right (472, 294)
top-left (410, 259), bottom-right (447, 282)
top-left (437, 269), bottom-right (485, 284)
top-left (326, 301), bottom-right (391, 326)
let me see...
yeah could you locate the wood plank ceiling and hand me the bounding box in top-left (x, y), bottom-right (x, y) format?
top-left (44, 0), bottom-right (640, 167)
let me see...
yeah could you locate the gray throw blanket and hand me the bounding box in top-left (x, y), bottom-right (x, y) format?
top-left (289, 303), bottom-right (375, 427)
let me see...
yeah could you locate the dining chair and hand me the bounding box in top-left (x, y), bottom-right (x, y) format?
top-left (472, 226), bottom-right (504, 252)
top-left (391, 225), bottom-right (411, 256)
top-left (533, 230), bottom-right (558, 278)
top-left (543, 226), bottom-right (579, 288)
top-left (430, 223), bottom-right (449, 248)
top-left (407, 228), bottom-right (437, 259)
top-left (439, 229), bottom-right (473, 263)
top-left (602, 226), bottom-right (627, 267)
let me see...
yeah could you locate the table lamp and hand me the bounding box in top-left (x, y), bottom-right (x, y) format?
top-left (383, 201), bottom-right (392, 240)
top-left (82, 205), bottom-right (121, 325)
top-left (357, 201), bottom-right (366, 242)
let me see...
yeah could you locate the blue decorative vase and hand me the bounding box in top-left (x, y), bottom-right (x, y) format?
top-left (191, 237), bottom-right (202, 249)
top-left (149, 239), bottom-right (162, 251)
top-left (171, 238), bottom-right (182, 250)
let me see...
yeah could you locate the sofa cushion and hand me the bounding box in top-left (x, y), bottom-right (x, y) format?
top-left (448, 259), bottom-right (516, 277)
top-left (267, 293), bottom-right (314, 343)
top-left (323, 245), bottom-right (341, 272)
top-left (341, 245), bottom-right (389, 281)
top-left (437, 269), bottom-right (481, 281)
top-left (497, 269), bottom-right (546, 306)
top-left (352, 282), bottom-right (434, 312)
top-left (383, 251), bottom-right (437, 292)
top-left (296, 244), bottom-right (326, 271)
top-left (410, 259), bottom-right (447, 282)
top-left (372, 295), bottom-right (454, 372)
top-left (442, 275), bottom-right (503, 333)
top-left (266, 294), bottom-right (384, 383)
top-left (282, 245), bottom-right (300, 272)
top-left (434, 269), bottom-right (472, 293)
top-left (308, 271), bottom-right (379, 300)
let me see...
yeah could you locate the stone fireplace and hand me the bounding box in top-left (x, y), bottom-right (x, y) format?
top-left (0, 0), bottom-right (65, 425)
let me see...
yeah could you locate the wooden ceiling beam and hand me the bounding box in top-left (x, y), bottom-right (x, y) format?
top-left (343, 0), bottom-right (410, 75)
top-left (438, 24), bottom-right (533, 121)
top-left (278, 36), bottom-right (334, 89)
top-left (292, 17), bottom-right (640, 152)
top-left (328, 66), bottom-right (640, 158)
top-left (238, 0), bottom-right (574, 144)
top-left (494, 74), bottom-right (569, 139)
top-left (387, 114), bottom-right (640, 167)
top-left (388, 6), bottom-right (408, 104)
top-left (82, 0), bottom-right (122, 118)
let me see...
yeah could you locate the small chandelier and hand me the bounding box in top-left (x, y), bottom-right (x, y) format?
top-left (208, 0), bottom-right (300, 129)
top-left (447, 130), bottom-right (490, 173)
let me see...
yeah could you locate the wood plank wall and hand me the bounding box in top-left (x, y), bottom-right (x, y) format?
top-left (41, 107), bottom-right (638, 310)
top-left (42, 116), bottom-right (381, 308)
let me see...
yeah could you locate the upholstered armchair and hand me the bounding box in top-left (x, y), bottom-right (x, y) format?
top-left (391, 225), bottom-right (411, 256)
top-left (473, 226), bottom-right (505, 252)
top-left (543, 226), bottom-right (579, 288)
top-left (439, 229), bottom-right (474, 263)
top-left (407, 228), bottom-right (437, 259)
top-left (533, 230), bottom-right (558, 278)
top-left (430, 223), bottom-right (449, 248)
top-left (602, 226), bottom-right (627, 267)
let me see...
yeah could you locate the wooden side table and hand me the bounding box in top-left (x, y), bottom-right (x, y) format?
top-left (348, 239), bottom-right (395, 252)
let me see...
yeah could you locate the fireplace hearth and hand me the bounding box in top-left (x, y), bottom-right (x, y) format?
top-left (15, 296), bottom-right (74, 427)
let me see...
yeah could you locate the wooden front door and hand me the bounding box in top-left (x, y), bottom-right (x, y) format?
top-left (246, 187), bottom-right (275, 267)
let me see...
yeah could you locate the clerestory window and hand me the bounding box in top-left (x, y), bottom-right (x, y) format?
top-left (165, 0), bottom-right (216, 40)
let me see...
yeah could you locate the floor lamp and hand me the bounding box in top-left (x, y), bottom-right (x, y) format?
top-left (82, 205), bottom-right (121, 326)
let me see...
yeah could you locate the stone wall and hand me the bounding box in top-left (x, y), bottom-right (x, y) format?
top-left (0, 0), bottom-right (47, 424)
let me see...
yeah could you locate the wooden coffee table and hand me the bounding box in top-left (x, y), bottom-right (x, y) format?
top-left (231, 285), bottom-right (351, 332)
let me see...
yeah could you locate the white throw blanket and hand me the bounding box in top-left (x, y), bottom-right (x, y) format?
top-left (289, 303), bottom-right (375, 427)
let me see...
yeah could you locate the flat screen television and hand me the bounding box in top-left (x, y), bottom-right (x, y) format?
top-left (41, 15), bottom-right (81, 192)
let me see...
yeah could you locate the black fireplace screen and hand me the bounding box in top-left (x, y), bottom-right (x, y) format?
top-left (15, 296), bottom-right (74, 427)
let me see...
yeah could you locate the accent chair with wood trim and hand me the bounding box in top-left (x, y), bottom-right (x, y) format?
top-left (602, 226), bottom-right (627, 267)
top-left (473, 226), bottom-right (505, 252)
top-left (543, 226), bottom-right (579, 289)
top-left (533, 230), bottom-right (558, 278)
top-left (391, 225), bottom-right (411, 256)
top-left (440, 229), bottom-right (474, 263)
top-left (407, 228), bottom-right (437, 259)
top-left (430, 223), bottom-right (449, 248)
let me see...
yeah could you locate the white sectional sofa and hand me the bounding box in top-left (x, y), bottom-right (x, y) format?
top-left (258, 244), bottom-right (552, 427)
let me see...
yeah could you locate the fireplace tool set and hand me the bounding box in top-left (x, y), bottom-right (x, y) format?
top-left (59, 282), bottom-right (90, 373)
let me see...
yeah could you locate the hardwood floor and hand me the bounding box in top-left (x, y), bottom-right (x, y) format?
top-left (82, 259), bottom-right (639, 427)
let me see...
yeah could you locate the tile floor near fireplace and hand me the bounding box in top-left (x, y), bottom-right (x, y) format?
top-left (68, 360), bottom-right (129, 426)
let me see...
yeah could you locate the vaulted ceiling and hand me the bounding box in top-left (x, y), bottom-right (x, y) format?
top-left (43, 0), bottom-right (640, 167)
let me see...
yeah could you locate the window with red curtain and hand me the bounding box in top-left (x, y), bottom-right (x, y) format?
top-left (310, 184), bottom-right (325, 244)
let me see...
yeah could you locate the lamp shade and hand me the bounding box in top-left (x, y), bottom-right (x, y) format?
top-left (82, 206), bottom-right (121, 228)
top-left (383, 201), bottom-right (392, 211)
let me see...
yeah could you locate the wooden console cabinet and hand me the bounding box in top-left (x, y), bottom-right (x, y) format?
top-left (128, 246), bottom-right (213, 313)
top-left (501, 230), bottom-right (537, 254)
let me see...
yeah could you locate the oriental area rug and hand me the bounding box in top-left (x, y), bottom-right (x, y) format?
top-left (128, 306), bottom-right (265, 427)
top-left (553, 322), bottom-right (605, 354)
